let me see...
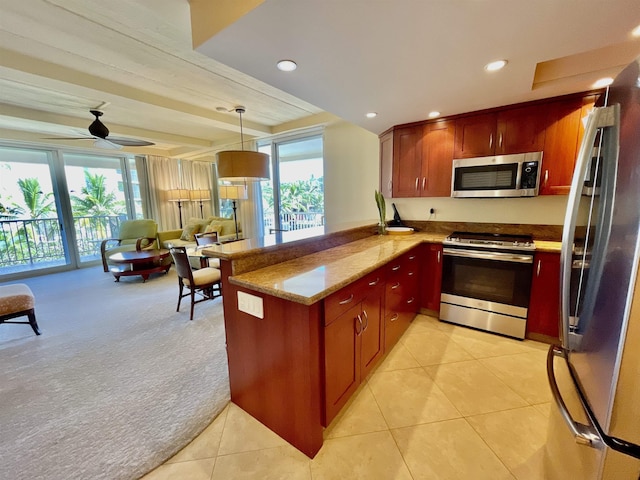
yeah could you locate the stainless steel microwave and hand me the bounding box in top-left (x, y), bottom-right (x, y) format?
top-left (451, 151), bottom-right (542, 198)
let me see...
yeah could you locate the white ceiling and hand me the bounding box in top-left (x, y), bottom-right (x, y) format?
top-left (1, 0), bottom-right (639, 159)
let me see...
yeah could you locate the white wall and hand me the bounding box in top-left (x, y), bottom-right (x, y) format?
top-left (323, 121), bottom-right (381, 231)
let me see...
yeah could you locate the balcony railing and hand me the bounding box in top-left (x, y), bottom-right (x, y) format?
top-left (0, 215), bottom-right (125, 275)
top-left (263, 211), bottom-right (324, 233)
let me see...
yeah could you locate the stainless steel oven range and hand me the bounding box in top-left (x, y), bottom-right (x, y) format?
top-left (440, 232), bottom-right (535, 339)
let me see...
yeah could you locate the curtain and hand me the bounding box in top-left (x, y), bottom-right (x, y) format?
top-left (146, 155), bottom-right (184, 231)
top-left (181, 160), bottom-right (214, 220)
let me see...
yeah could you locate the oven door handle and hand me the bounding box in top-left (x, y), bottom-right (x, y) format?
top-left (442, 247), bottom-right (533, 264)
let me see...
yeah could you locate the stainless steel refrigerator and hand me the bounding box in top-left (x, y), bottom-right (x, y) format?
top-left (544, 57), bottom-right (640, 479)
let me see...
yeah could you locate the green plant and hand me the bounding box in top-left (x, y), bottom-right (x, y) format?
top-left (374, 190), bottom-right (386, 234)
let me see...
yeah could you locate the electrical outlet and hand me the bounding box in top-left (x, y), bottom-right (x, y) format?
top-left (430, 208), bottom-right (435, 214)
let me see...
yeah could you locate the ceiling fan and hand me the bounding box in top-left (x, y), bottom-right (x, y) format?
top-left (44, 110), bottom-right (155, 149)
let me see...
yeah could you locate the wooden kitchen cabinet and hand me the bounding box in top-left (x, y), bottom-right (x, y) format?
top-left (391, 125), bottom-right (423, 197)
top-left (421, 120), bottom-right (455, 197)
top-left (324, 270), bottom-right (384, 424)
top-left (454, 104), bottom-right (547, 158)
top-left (421, 243), bottom-right (443, 312)
top-left (384, 248), bottom-right (420, 350)
top-left (527, 251), bottom-right (561, 342)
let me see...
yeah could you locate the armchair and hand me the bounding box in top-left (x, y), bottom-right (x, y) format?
top-left (100, 219), bottom-right (158, 272)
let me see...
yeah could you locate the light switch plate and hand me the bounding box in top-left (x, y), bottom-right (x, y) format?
top-left (237, 291), bottom-right (264, 319)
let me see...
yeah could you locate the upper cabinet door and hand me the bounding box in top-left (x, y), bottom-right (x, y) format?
top-left (392, 125), bottom-right (423, 197)
top-left (379, 130), bottom-right (394, 198)
top-left (453, 112), bottom-right (497, 158)
top-left (495, 104), bottom-right (547, 155)
top-left (421, 120), bottom-right (455, 197)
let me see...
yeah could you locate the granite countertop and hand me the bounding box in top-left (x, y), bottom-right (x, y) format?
top-left (228, 232), bottom-right (446, 305)
top-left (533, 240), bottom-right (562, 253)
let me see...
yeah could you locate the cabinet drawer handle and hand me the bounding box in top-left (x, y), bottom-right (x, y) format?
top-left (498, 132), bottom-right (503, 148)
top-left (339, 294), bottom-right (354, 305)
top-left (355, 314), bottom-right (363, 335)
top-left (537, 259), bottom-right (541, 277)
top-left (437, 251), bottom-right (441, 263)
top-left (544, 169), bottom-right (549, 187)
top-left (362, 310), bottom-right (369, 331)
top-left (391, 282), bottom-right (401, 290)
top-left (407, 297), bottom-right (415, 304)
top-left (392, 265), bottom-right (401, 271)
top-left (489, 133), bottom-right (493, 149)
top-left (408, 271), bottom-right (415, 276)
top-left (422, 177), bottom-right (426, 190)
top-left (390, 313), bottom-right (399, 322)
top-left (415, 177), bottom-right (419, 191)
top-left (368, 278), bottom-right (380, 286)
top-left (409, 255), bottom-right (416, 260)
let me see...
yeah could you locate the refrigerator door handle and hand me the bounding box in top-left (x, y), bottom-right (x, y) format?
top-left (547, 345), bottom-right (603, 447)
top-left (548, 345), bottom-right (640, 459)
top-left (559, 105), bottom-right (616, 351)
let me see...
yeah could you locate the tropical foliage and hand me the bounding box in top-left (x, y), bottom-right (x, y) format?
top-left (262, 175), bottom-right (324, 214)
top-left (70, 171), bottom-right (125, 216)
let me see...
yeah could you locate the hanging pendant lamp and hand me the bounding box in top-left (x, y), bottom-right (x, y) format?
top-left (216, 106), bottom-right (270, 181)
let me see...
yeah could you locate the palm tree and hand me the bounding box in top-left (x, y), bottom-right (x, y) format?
top-left (71, 170), bottom-right (125, 241)
top-left (71, 171), bottom-right (124, 216)
top-left (15, 178), bottom-right (55, 218)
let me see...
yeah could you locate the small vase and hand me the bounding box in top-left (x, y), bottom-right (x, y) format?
top-left (377, 222), bottom-right (386, 235)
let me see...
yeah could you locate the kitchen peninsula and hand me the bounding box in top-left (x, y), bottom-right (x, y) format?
top-left (201, 223), bottom-right (561, 458)
top-left (202, 225), bottom-right (445, 457)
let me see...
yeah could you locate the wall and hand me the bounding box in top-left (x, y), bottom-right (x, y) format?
top-left (322, 119), bottom-right (570, 229)
top-left (322, 120), bottom-right (381, 232)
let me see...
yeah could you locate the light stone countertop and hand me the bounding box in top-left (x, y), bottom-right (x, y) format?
top-left (533, 240), bottom-right (562, 253)
top-left (228, 232), bottom-right (446, 305)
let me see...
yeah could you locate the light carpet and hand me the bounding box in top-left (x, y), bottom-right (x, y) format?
top-left (0, 267), bottom-right (230, 480)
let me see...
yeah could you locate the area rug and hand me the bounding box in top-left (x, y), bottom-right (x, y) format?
top-left (0, 267), bottom-right (230, 480)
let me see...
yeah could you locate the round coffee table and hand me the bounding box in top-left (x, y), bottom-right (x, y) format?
top-left (108, 249), bottom-right (171, 282)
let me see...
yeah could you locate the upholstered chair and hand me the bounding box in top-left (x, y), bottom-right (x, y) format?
top-left (169, 247), bottom-right (222, 320)
top-left (100, 219), bottom-right (158, 272)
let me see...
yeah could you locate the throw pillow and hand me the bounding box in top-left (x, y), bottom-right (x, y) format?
top-left (204, 223), bottom-right (222, 234)
top-left (180, 224), bottom-right (200, 242)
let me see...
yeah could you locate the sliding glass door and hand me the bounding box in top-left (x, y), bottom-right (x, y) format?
top-left (259, 133), bottom-right (324, 234)
top-left (0, 144), bottom-right (140, 278)
top-left (0, 147), bottom-right (69, 274)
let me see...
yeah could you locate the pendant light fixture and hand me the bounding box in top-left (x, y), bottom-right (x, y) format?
top-left (216, 106), bottom-right (270, 181)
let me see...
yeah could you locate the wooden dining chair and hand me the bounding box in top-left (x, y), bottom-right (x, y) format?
top-left (169, 247), bottom-right (222, 320)
top-left (193, 232), bottom-right (221, 269)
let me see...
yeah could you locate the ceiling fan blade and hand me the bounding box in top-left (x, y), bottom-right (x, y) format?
top-left (93, 138), bottom-right (123, 150)
top-left (107, 136), bottom-right (155, 147)
top-left (41, 137), bottom-right (92, 140)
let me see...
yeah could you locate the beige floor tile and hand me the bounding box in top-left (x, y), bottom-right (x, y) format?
top-left (310, 431), bottom-right (412, 480)
top-left (367, 367), bottom-right (460, 428)
top-left (401, 329), bottom-right (474, 366)
top-left (392, 418), bottom-right (515, 480)
top-left (448, 327), bottom-right (539, 359)
top-left (373, 341), bottom-right (420, 372)
top-left (212, 445), bottom-right (311, 480)
top-left (324, 383), bottom-right (388, 439)
top-left (480, 351), bottom-right (551, 405)
top-left (425, 360), bottom-right (528, 416)
top-left (466, 406), bottom-right (548, 480)
top-left (406, 314), bottom-right (444, 333)
top-left (141, 458), bottom-right (216, 480)
top-left (533, 402), bottom-right (552, 418)
top-left (167, 405), bottom-right (228, 463)
top-left (217, 403), bottom-right (288, 456)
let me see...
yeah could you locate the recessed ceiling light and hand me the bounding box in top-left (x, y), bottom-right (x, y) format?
top-left (485, 60), bottom-right (508, 72)
top-left (277, 60), bottom-right (297, 72)
top-left (593, 77), bottom-right (614, 88)
top-left (428, 111), bottom-right (441, 118)
top-left (366, 112), bottom-right (377, 118)
top-left (632, 25), bottom-right (640, 37)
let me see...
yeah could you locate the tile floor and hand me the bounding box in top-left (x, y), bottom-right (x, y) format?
top-left (141, 314), bottom-right (552, 480)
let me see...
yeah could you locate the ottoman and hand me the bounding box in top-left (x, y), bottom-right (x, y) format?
top-left (0, 284), bottom-right (41, 335)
